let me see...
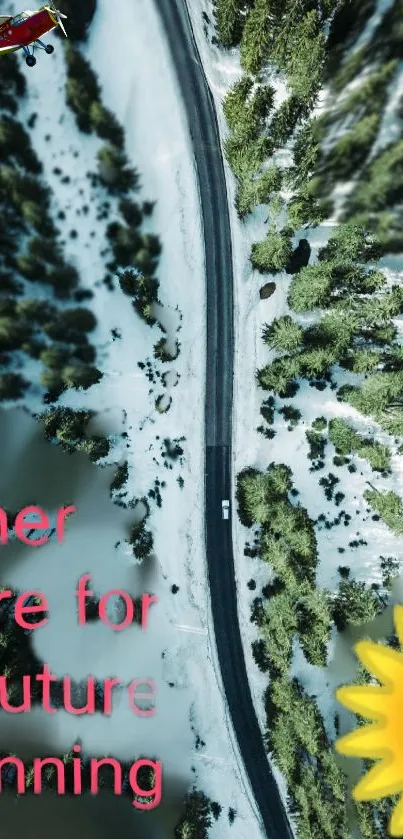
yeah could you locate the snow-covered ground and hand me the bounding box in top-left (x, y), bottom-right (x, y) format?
top-left (3, 0), bottom-right (265, 834)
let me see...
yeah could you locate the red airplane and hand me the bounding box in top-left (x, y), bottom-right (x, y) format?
top-left (0, 3), bottom-right (67, 67)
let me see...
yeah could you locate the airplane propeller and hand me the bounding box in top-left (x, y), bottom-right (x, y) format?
top-left (48, 2), bottom-right (68, 37)
top-left (56, 12), bottom-right (68, 38)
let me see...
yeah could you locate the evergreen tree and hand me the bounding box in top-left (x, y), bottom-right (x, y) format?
top-left (81, 437), bottom-right (110, 462)
top-left (296, 586), bottom-right (331, 666)
top-left (251, 227), bottom-right (292, 273)
top-left (261, 593), bottom-right (297, 676)
top-left (345, 139), bottom-right (403, 217)
top-left (129, 521), bottom-right (154, 559)
top-left (65, 44), bottom-right (101, 132)
top-left (0, 315), bottom-right (31, 351)
top-left (236, 165), bottom-right (281, 217)
top-left (16, 253), bottom-right (45, 282)
top-left (175, 790), bottom-right (213, 839)
top-left (332, 579), bottom-right (382, 630)
top-left (224, 134), bottom-right (270, 180)
top-left (223, 76), bottom-right (255, 131)
top-left (270, 94), bottom-right (310, 148)
top-left (40, 346), bottom-right (70, 369)
top-left (262, 315), bottom-right (303, 352)
top-left (299, 346), bottom-right (336, 377)
top-left (236, 463), bottom-right (293, 525)
top-left (339, 371), bottom-right (403, 435)
top-left (309, 306), bottom-right (357, 354)
top-left (268, 701), bottom-right (297, 779)
top-left (28, 235), bottom-right (62, 266)
top-left (291, 118), bottom-right (325, 187)
top-left (118, 198), bottom-right (143, 228)
top-left (287, 187), bottom-right (328, 228)
top-left (288, 262), bottom-right (333, 312)
top-left (261, 535), bottom-right (297, 588)
top-left (89, 102), bottom-right (124, 147)
top-left (215, 0), bottom-right (245, 48)
top-left (291, 689), bottom-right (324, 756)
top-left (0, 116), bottom-right (41, 174)
top-left (337, 59), bottom-right (397, 120)
top-left (16, 298), bottom-right (55, 323)
top-left (329, 418), bottom-right (391, 472)
top-left (343, 348), bottom-right (381, 374)
top-left (323, 114), bottom-right (380, 180)
top-left (0, 54), bottom-right (26, 112)
top-left (0, 373), bottom-right (28, 401)
top-left (20, 200), bottom-right (48, 231)
top-left (236, 468), bottom-right (273, 526)
top-left (364, 488), bottom-right (403, 536)
top-left (97, 145), bottom-right (139, 194)
top-left (59, 308), bottom-right (97, 333)
top-left (40, 368), bottom-right (64, 393)
top-left (318, 224), bottom-right (381, 263)
top-left (41, 407), bottom-right (93, 445)
top-left (240, 0), bottom-right (272, 73)
top-left (279, 11), bottom-right (325, 104)
top-left (62, 364), bottom-right (103, 390)
top-left (47, 264), bottom-right (79, 296)
top-left (258, 354), bottom-right (300, 396)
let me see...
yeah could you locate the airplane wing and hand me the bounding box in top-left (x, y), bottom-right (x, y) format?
top-left (0, 45), bottom-right (22, 55)
top-left (0, 16), bottom-right (11, 24)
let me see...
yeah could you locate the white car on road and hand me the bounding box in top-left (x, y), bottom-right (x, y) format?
top-left (222, 500), bottom-right (230, 520)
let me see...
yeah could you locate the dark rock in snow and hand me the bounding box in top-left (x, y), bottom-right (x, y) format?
top-left (260, 281), bottom-right (276, 299)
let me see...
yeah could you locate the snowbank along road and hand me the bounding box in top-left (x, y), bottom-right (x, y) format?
top-left (153, 0), bottom-right (294, 836)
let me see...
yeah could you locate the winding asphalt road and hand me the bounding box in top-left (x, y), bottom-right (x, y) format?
top-left (153, 2), bottom-right (294, 837)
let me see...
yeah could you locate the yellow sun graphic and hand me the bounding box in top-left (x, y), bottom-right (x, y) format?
top-left (335, 605), bottom-right (403, 836)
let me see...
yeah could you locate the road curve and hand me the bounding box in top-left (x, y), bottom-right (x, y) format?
top-left (153, 2), bottom-right (294, 837)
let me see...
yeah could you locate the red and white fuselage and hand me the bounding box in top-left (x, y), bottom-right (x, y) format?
top-left (0, 7), bottom-right (59, 56)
